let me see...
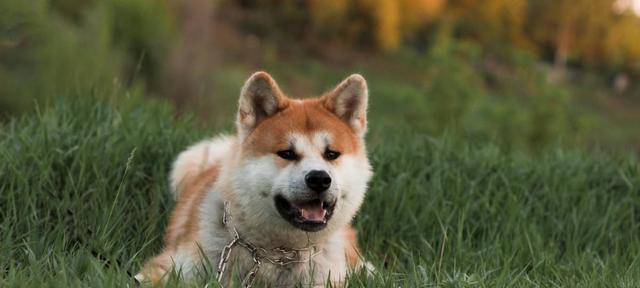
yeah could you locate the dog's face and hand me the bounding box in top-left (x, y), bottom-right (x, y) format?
top-left (231, 72), bottom-right (371, 240)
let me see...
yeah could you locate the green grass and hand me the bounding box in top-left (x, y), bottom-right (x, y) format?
top-left (1, 98), bottom-right (640, 287)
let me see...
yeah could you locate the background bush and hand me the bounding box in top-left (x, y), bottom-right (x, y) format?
top-left (1, 0), bottom-right (639, 153)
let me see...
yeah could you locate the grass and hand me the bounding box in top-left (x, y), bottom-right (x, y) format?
top-left (1, 98), bottom-right (640, 287)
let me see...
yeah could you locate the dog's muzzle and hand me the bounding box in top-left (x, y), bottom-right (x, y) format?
top-left (274, 193), bottom-right (337, 232)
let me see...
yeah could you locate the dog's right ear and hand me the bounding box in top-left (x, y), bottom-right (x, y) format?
top-left (237, 72), bottom-right (287, 138)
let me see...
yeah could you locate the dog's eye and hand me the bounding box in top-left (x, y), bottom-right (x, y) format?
top-left (276, 149), bottom-right (299, 161)
top-left (324, 148), bottom-right (341, 161)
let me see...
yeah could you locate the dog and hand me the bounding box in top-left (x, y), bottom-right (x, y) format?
top-left (135, 72), bottom-right (373, 286)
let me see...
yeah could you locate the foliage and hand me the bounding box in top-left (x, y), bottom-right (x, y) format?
top-left (448, 0), bottom-right (530, 49)
top-left (1, 98), bottom-right (639, 286)
top-left (1, 0), bottom-right (638, 153)
top-left (235, 0), bottom-right (446, 50)
top-left (0, 0), bottom-right (175, 116)
top-left (247, 39), bottom-right (604, 153)
top-left (233, 0), bottom-right (640, 70)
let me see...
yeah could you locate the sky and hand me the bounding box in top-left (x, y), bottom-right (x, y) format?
top-left (615, 0), bottom-right (640, 14)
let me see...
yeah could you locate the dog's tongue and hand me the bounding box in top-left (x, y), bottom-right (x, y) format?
top-left (295, 201), bottom-right (326, 222)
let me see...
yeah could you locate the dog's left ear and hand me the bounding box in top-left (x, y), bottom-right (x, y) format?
top-left (323, 74), bottom-right (369, 137)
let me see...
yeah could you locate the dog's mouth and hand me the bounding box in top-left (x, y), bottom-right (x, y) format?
top-left (275, 195), bottom-right (336, 232)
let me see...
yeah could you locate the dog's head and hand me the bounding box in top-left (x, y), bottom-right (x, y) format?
top-left (230, 72), bottom-right (372, 244)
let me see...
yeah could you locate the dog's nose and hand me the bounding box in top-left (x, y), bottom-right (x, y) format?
top-left (305, 170), bottom-right (331, 193)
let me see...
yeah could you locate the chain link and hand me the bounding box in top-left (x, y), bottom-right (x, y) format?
top-left (216, 202), bottom-right (318, 288)
top-left (216, 227), bottom-right (239, 285)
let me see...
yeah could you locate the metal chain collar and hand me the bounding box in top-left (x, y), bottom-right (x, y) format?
top-left (216, 202), bottom-right (319, 288)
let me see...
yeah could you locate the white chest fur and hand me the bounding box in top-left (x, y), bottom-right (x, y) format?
top-left (195, 189), bottom-right (349, 287)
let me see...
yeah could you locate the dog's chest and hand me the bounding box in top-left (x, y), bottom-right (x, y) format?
top-left (213, 238), bottom-right (347, 287)
top-left (198, 193), bottom-right (349, 286)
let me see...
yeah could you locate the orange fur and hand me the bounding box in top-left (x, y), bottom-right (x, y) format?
top-left (139, 165), bottom-right (219, 285)
top-left (167, 165), bottom-right (219, 246)
top-left (243, 99), bottom-right (361, 158)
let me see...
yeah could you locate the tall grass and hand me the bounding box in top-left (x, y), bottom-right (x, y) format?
top-left (1, 97), bottom-right (639, 286)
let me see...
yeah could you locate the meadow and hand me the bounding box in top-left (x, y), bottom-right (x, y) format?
top-left (2, 1), bottom-right (640, 287)
top-left (1, 96), bottom-right (639, 287)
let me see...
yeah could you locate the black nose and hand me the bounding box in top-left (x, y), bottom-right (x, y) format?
top-left (305, 170), bottom-right (331, 193)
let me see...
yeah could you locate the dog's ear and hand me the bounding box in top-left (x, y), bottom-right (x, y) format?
top-left (322, 74), bottom-right (369, 137)
top-left (237, 72), bottom-right (287, 138)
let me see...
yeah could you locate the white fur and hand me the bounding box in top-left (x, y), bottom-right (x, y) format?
top-left (157, 129), bottom-right (372, 286)
top-left (169, 136), bottom-right (233, 199)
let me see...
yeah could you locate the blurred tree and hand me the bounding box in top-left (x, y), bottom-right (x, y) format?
top-left (448, 0), bottom-right (529, 50)
top-left (527, 0), bottom-right (626, 78)
top-left (604, 11), bottom-right (640, 70)
top-left (50, 0), bottom-right (95, 21)
top-left (372, 0), bottom-right (401, 50)
top-left (163, 0), bottom-right (217, 110)
top-left (394, 0), bottom-right (446, 49)
top-left (235, 0), bottom-right (640, 75)
top-left (256, 0), bottom-right (445, 51)
top-left (361, 0), bottom-right (446, 50)
top-left (109, 0), bottom-right (176, 89)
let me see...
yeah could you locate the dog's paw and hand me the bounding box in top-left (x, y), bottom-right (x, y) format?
top-left (135, 260), bottom-right (170, 286)
top-left (134, 269), bottom-right (168, 286)
top-left (134, 272), bottom-right (145, 283)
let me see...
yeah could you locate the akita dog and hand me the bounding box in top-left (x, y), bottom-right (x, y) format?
top-left (136, 72), bottom-right (373, 286)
